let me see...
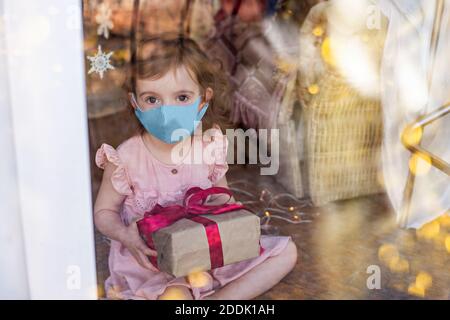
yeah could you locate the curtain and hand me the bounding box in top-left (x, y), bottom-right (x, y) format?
top-left (379, 0), bottom-right (450, 228)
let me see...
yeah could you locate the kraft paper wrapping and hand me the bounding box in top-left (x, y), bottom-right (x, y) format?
top-left (152, 210), bottom-right (261, 278)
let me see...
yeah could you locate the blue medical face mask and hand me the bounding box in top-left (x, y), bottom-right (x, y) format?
top-left (132, 94), bottom-right (209, 144)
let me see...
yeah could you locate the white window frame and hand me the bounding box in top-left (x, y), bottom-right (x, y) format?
top-left (0, 0), bottom-right (97, 299)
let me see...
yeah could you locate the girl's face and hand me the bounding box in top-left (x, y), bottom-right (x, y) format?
top-left (131, 65), bottom-right (213, 112)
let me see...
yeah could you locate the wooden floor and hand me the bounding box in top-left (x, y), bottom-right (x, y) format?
top-left (89, 112), bottom-right (450, 300)
top-left (228, 166), bottom-right (450, 300)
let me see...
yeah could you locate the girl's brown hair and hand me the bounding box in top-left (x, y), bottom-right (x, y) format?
top-left (124, 33), bottom-right (232, 134)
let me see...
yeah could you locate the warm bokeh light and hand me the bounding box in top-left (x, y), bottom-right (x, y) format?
top-left (307, 84), bottom-right (320, 95)
top-left (321, 0), bottom-right (383, 99)
top-left (415, 271), bottom-right (432, 291)
top-left (445, 235), bottom-right (450, 253)
top-left (97, 285), bottom-right (105, 298)
top-left (378, 244), bottom-right (399, 265)
top-left (438, 214), bottom-right (450, 228)
top-left (408, 283), bottom-right (425, 297)
top-left (187, 271), bottom-right (210, 288)
top-left (388, 257), bottom-right (409, 273)
top-left (402, 126), bottom-right (423, 146)
top-left (158, 286), bottom-right (186, 300)
top-left (312, 25), bottom-right (324, 37)
top-left (409, 153), bottom-right (432, 176)
top-left (321, 37), bottom-right (336, 67)
top-left (416, 220), bottom-right (440, 240)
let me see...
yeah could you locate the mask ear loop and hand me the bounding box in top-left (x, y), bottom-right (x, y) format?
top-left (200, 91), bottom-right (210, 111)
top-left (131, 93), bottom-right (145, 112)
top-left (200, 94), bottom-right (209, 110)
top-left (197, 101), bottom-right (209, 119)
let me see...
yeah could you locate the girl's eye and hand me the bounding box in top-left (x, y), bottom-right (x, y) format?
top-left (177, 95), bottom-right (190, 103)
top-left (145, 96), bottom-right (159, 104)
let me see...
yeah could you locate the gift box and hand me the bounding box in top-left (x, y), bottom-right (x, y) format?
top-left (137, 187), bottom-right (262, 278)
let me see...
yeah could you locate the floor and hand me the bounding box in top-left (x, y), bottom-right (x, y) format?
top-left (229, 165), bottom-right (450, 300)
top-left (89, 111), bottom-right (450, 300)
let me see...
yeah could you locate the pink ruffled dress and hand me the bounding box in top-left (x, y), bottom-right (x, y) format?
top-left (95, 132), bottom-right (291, 300)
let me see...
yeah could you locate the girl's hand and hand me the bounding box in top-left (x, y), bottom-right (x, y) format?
top-left (119, 220), bottom-right (159, 272)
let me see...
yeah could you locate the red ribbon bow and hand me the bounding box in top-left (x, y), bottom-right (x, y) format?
top-left (137, 186), bottom-right (263, 272)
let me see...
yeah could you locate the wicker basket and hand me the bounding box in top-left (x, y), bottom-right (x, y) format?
top-left (295, 1), bottom-right (386, 205)
top-left (302, 69), bottom-right (384, 205)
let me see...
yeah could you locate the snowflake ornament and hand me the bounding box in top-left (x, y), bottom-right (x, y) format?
top-left (95, 2), bottom-right (114, 39)
top-left (87, 45), bottom-right (115, 79)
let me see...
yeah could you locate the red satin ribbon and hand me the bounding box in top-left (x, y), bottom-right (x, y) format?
top-left (137, 186), bottom-right (264, 271)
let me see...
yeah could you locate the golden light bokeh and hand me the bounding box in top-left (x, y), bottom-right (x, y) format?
top-left (281, 9), bottom-right (293, 19)
top-left (97, 285), bottom-right (105, 298)
top-left (312, 25), bottom-right (324, 37)
top-left (438, 214), bottom-right (450, 228)
top-left (445, 235), bottom-right (450, 253)
top-left (321, 37), bottom-right (336, 67)
top-left (402, 126), bottom-right (423, 146)
top-left (416, 220), bottom-right (440, 240)
top-left (378, 244), bottom-right (399, 265)
top-left (378, 243), bottom-right (411, 274)
top-left (388, 257), bottom-right (410, 273)
top-left (115, 48), bottom-right (130, 62)
top-left (408, 283), bottom-right (425, 298)
top-left (308, 84), bottom-right (320, 95)
top-left (409, 153), bottom-right (432, 176)
top-left (158, 286), bottom-right (187, 300)
top-left (415, 272), bottom-right (432, 291)
top-left (187, 271), bottom-right (210, 288)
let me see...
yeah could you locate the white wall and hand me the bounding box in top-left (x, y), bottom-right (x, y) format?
top-left (1, 0), bottom-right (97, 299)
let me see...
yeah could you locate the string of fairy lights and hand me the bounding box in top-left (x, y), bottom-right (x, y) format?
top-left (228, 180), bottom-right (318, 235)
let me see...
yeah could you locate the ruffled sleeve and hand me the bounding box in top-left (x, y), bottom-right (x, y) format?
top-left (95, 144), bottom-right (134, 196)
top-left (207, 128), bottom-right (229, 184)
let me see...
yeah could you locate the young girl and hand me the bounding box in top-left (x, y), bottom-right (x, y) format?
top-left (94, 34), bottom-right (297, 300)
